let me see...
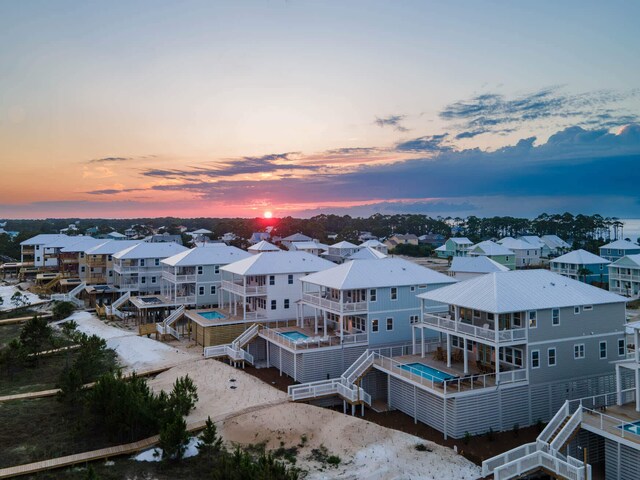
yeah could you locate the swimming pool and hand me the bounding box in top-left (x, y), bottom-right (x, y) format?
top-left (198, 311), bottom-right (226, 320)
top-left (399, 362), bottom-right (457, 383)
top-left (278, 331), bottom-right (309, 342)
top-left (618, 420), bottom-right (640, 435)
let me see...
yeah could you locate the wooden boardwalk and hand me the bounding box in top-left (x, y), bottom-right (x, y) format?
top-left (0, 313), bottom-right (53, 326)
top-left (0, 366), bottom-right (174, 403)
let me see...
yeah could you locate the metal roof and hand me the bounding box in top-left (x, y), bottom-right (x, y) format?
top-left (112, 242), bottom-right (188, 260)
top-left (331, 240), bottom-right (359, 249)
top-left (498, 237), bottom-right (540, 251)
top-left (610, 254), bottom-right (640, 267)
top-left (348, 247), bottom-right (387, 260)
top-left (449, 237), bottom-right (473, 245)
top-left (419, 269), bottom-right (626, 313)
top-left (449, 256), bottom-right (509, 274)
top-left (161, 245), bottom-right (250, 267)
top-left (601, 239), bottom-right (640, 250)
top-left (551, 249), bottom-right (610, 265)
top-left (60, 237), bottom-right (108, 253)
top-left (20, 234), bottom-right (70, 246)
top-left (221, 251), bottom-right (335, 276)
top-left (248, 240), bottom-right (280, 252)
top-left (359, 239), bottom-right (384, 248)
top-left (301, 257), bottom-right (457, 290)
top-left (85, 240), bottom-right (142, 255)
top-left (470, 240), bottom-right (514, 256)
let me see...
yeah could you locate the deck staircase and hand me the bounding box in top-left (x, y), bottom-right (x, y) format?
top-left (203, 324), bottom-right (260, 365)
top-left (155, 306), bottom-right (185, 340)
top-left (51, 282), bottom-right (86, 307)
top-left (286, 350), bottom-right (373, 409)
top-left (36, 274), bottom-right (62, 294)
top-left (108, 291), bottom-right (131, 320)
top-left (482, 401), bottom-right (590, 480)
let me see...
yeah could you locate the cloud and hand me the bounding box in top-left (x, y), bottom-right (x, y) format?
top-left (85, 188), bottom-right (143, 195)
top-left (440, 87), bottom-right (639, 135)
top-left (86, 156), bottom-right (131, 164)
top-left (395, 134), bottom-right (451, 152)
top-left (374, 115), bottom-right (409, 132)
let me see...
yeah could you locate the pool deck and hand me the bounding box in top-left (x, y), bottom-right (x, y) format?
top-left (260, 325), bottom-right (363, 351)
top-left (185, 308), bottom-right (244, 327)
top-left (582, 402), bottom-right (640, 447)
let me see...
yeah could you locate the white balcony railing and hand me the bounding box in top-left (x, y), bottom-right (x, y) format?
top-left (162, 271), bottom-right (197, 283)
top-left (301, 293), bottom-right (368, 313)
top-left (221, 280), bottom-right (267, 296)
top-left (421, 313), bottom-right (527, 343)
top-left (175, 295), bottom-right (196, 305)
top-left (113, 264), bottom-right (162, 274)
top-left (260, 326), bottom-right (367, 351)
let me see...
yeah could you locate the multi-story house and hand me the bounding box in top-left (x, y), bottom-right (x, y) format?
top-left (550, 249), bottom-right (610, 284)
top-left (434, 237), bottom-right (474, 258)
top-left (321, 241), bottom-right (362, 263)
top-left (248, 240), bottom-right (280, 254)
top-left (82, 240), bottom-right (141, 285)
top-left (600, 239), bottom-right (640, 262)
top-left (58, 237), bottom-right (108, 278)
top-left (348, 247), bottom-right (387, 260)
top-left (384, 233), bottom-right (420, 251)
top-left (160, 245), bottom-right (251, 307)
top-left (498, 237), bottom-right (542, 267)
top-left (609, 254), bottom-right (640, 297)
top-left (20, 234), bottom-right (73, 268)
top-left (468, 240), bottom-right (516, 270)
top-left (112, 242), bottom-right (188, 294)
top-left (289, 240), bottom-right (329, 257)
top-left (540, 234), bottom-right (571, 256)
top-left (520, 235), bottom-right (551, 258)
top-left (448, 256), bottom-right (509, 280)
top-left (358, 239), bottom-right (388, 255)
top-left (280, 233), bottom-right (313, 249)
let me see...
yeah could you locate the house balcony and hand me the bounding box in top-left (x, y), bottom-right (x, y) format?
top-left (87, 273), bottom-right (107, 284)
top-left (86, 257), bottom-right (107, 268)
top-left (61, 257), bottom-right (79, 264)
top-left (420, 312), bottom-right (527, 345)
top-left (552, 266), bottom-right (578, 276)
top-left (21, 247), bottom-right (35, 255)
top-left (301, 292), bottom-right (368, 314)
top-left (113, 264), bottom-right (161, 274)
top-left (174, 295), bottom-right (197, 305)
top-left (260, 325), bottom-right (368, 351)
top-left (610, 272), bottom-right (640, 282)
top-left (221, 280), bottom-right (267, 296)
top-left (162, 271), bottom-right (197, 283)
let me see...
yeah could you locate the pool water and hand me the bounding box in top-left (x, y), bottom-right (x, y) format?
top-left (198, 311), bottom-right (226, 320)
top-left (619, 420), bottom-right (640, 435)
top-left (399, 362), bottom-right (457, 383)
top-left (278, 331), bottom-right (309, 342)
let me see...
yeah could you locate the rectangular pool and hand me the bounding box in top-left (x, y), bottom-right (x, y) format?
top-left (278, 331), bottom-right (309, 342)
top-left (618, 420), bottom-right (640, 435)
top-left (399, 362), bottom-right (457, 383)
top-left (198, 311), bottom-right (226, 320)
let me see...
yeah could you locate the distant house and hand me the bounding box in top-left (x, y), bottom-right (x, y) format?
top-left (498, 237), bottom-right (541, 267)
top-left (468, 240), bottom-right (516, 270)
top-left (59, 224), bottom-right (79, 234)
top-left (107, 231), bottom-right (127, 241)
top-left (220, 232), bottom-right (237, 243)
top-left (249, 232), bottom-right (270, 244)
top-left (448, 256), bottom-right (509, 280)
top-left (248, 240), bottom-right (280, 254)
top-left (289, 240), bottom-right (329, 257)
top-left (419, 233), bottom-right (446, 247)
top-left (0, 228), bottom-right (19, 239)
top-left (434, 237), bottom-right (473, 258)
top-left (281, 233), bottom-right (313, 249)
top-left (540, 235), bottom-right (571, 256)
top-left (322, 241), bottom-right (362, 264)
top-left (520, 235), bottom-right (551, 258)
top-left (599, 239), bottom-right (640, 262)
top-left (359, 239), bottom-right (388, 255)
top-left (124, 228), bottom-right (136, 239)
top-left (85, 226), bottom-right (99, 236)
top-left (348, 247), bottom-right (387, 260)
top-left (146, 233), bottom-right (183, 245)
top-left (384, 234), bottom-right (419, 250)
top-left (358, 231), bottom-right (378, 242)
top-left (550, 249), bottom-right (610, 284)
top-left (609, 254), bottom-right (640, 297)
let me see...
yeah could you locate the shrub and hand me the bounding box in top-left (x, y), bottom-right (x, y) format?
top-left (198, 416), bottom-right (223, 455)
top-left (52, 301), bottom-right (76, 320)
top-left (327, 455), bottom-right (341, 466)
top-left (463, 431), bottom-right (471, 445)
top-left (159, 412), bottom-right (189, 462)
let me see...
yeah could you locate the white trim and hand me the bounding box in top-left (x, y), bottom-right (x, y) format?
top-left (599, 340), bottom-right (607, 359)
top-left (386, 317), bottom-right (394, 331)
top-left (547, 347), bottom-right (557, 367)
top-left (573, 343), bottom-right (585, 359)
top-left (531, 349), bottom-right (540, 369)
top-left (529, 331), bottom-right (624, 346)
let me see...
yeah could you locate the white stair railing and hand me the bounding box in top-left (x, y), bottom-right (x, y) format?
top-left (493, 450), bottom-right (588, 480)
top-left (164, 305), bottom-right (185, 327)
top-left (112, 291), bottom-right (131, 310)
top-left (550, 407), bottom-right (582, 452)
top-left (232, 323), bottom-right (260, 349)
top-left (341, 350), bottom-right (374, 384)
top-left (538, 400), bottom-right (570, 445)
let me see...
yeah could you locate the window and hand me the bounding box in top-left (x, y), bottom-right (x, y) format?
top-left (505, 256), bottom-right (510, 262)
top-left (599, 341), bottom-right (607, 359)
top-left (410, 286), bottom-right (415, 292)
top-left (214, 265), bottom-right (219, 274)
top-left (372, 319), bottom-right (379, 332)
top-left (271, 300), bottom-right (276, 310)
top-left (36, 257), bottom-right (40, 262)
top-left (288, 274), bottom-right (293, 285)
top-left (36, 245), bottom-right (40, 250)
top-left (583, 305), bottom-right (593, 311)
top-left (600, 264), bottom-right (604, 271)
top-left (141, 277), bottom-right (146, 284)
top-left (151, 276), bottom-right (157, 284)
top-left (390, 287), bottom-right (398, 300)
top-left (210, 285), bottom-right (216, 295)
top-left (531, 350), bottom-right (540, 368)
top-left (108, 255), bottom-right (112, 261)
top-left (197, 266), bottom-right (203, 275)
top-left (548, 348), bottom-right (556, 366)
top-left (619, 338), bottom-right (626, 356)
top-left (370, 289), bottom-right (377, 302)
top-left (386, 317), bottom-right (393, 331)
top-left (418, 285), bottom-right (427, 289)
top-left (199, 286), bottom-right (205, 295)
top-left (140, 259), bottom-right (145, 267)
top-left (574, 344), bottom-right (585, 359)
top-left (80, 266), bottom-right (85, 273)
top-left (574, 306), bottom-right (580, 315)
top-left (284, 299), bottom-right (290, 309)
top-left (269, 275), bottom-right (275, 286)
top-left (552, 308), bottom-right (560, 326)
top-left (109, 271), bottom-right (113, 277)
top-left (528, 311), bottom-right (537, 328)
top-left (618, 249), bottom-right (623, 255)
top-left (155, 258), bottom-right (160, 266)
top-left (410, 315), bottom-right (419, 324)
top-left (513, 312), bottom-right (522, 328)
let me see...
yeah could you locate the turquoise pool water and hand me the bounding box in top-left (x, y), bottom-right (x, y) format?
top-left (399, 362), bottom-right (456, 383)
top-left (278, 331), bottom-right (309, 342)
top-left (619, 420), bottom-right (640, 435)
top-left (198, 311), bottom-right (226, 320)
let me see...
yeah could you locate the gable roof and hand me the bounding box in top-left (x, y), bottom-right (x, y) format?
top-left (331, 240), bottom-right (359, 249)
top-left (520, 235), bottom-right (546, 248)
top-left (20, 234), bottom-right (70, 246)
top-left (107, 232), bottom-right (126, 238)
top-left (498, 237), bottom-right (540, 251)
top-left (552, 249), bottom-right (610, 265)
top-left (60, 237), bottom-right (108, 253)
top-left (112, 242), bottom-right (188, 260)
top-left (419, 269), bottom-right (626, 313)
top-left (248, 240), bottom-right (280, 252)
top-left (85, 240), bottom-right (143, 255)
top-left (541, 235), bottom-right (570, 249)
top-left (449, 256), bottom-right (509, 274)
top-left (282, 233), bottom-right (313, 242)
top-left (289, 241), bottom-right (329, 252)
top-left (349, 247), bottom-right (387, 260)
top-left (221, 251), bottom-right (335, 276)
top-left (470, 240), bottom-right (514, 256)
top-left (449, 237), bottom-right (473, 245)
top-left (191, 228), bottom-right (212, 234)
top-left (302, 258), bottom-right (456, 290)
top-left (161, 246), bottom-right (250, 267)
top-left (359, 239), bottom-right (384, 248)
top-left (601, 239), bottom-right (640, 250)
top-left (611, 254), bottom-right (640, 268)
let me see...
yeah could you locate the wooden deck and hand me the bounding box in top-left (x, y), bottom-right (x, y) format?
top-left (582, 403), bottom-right (640, 447)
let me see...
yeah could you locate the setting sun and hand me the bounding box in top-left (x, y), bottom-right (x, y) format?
top-left (263, 211), bottom-right (273, 219)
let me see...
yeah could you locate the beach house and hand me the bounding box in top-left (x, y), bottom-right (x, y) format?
top-left (609, 254), bottom-right (640, 298)
top-left (468, 240), bottom-right (516, 270)
top-left (550, 249), bottom-right (610, 284)
top-left (448, 256), bottom-right (509, 280)
top-left (599, 239), bottom-right (640, 262)
top-left (498, 237), bottom-right (542, 267)
top-left (434, 237), bottom-right (474, 259)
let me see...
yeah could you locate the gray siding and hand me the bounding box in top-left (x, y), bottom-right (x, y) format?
top-left (295, 345), bottom-right (368, 383)
top-left (605, 438), bottom-right (640, 480)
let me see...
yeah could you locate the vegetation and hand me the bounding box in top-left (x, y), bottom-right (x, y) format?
top-left (52, 301), bottom-right (76, 320)
top-left (390, 243), bottom-right (434, 257)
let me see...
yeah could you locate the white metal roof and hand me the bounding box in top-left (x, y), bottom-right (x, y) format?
top-left (552, 249), bottom-right (610, 265)
top-left (40, 235), bottom-right (85, 249)
top-left (60, 237), bottom-right (108, 253)
top-left (470, 240), bottom-right (514, 256)
top-left (161, 245), bottom-right (250, 267)
top-left (450, 237), bottom-right (473, 245)
top-left (498, 237), bottom-right (540, 251)
top-left (20, 234), bottom-right (70, 246)
top-left (434, 245), bottom-right (447, 252)
top-left (449, 256), bottom-right (509, 274)
top-left (611, 254), bottom-right (640, 267)
top-left (282, 233), bottom-right (313, 242)
top-left (112, 241), bottom-right (188, 260)
top-left (601, 239), bottom-right (640, 250)
top-left (221, 251), bottom-right (335, 276)
top-left (331, 240), bottom-right (359, 249)
top-left (301, 257), bottom-right (457, 290)
top-left (520, 235), bottom-right (546, 248)
top-left (348, 247), bottom-right (387, 260)
top-left (541, 235), bottom-right (570, 249)
top-left (107, 232), bottom-right (126, 238)
top-left (248, 240), bottom-right (280, 252)
top-left (191, 228), bottom-right (212, 234)
top-left (289, 241), bottom-right (329, 252)
top-left (419, 269), bottom-right (626, 313)
top-left (85, 240), bottom-right (142, 255)
top-left (359, 239), bottom-right (384, 248)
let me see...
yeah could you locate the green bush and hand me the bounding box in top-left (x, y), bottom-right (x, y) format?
top-left (52, 301), bottom-right (76, 320)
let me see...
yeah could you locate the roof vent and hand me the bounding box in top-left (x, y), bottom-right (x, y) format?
top-left (550, 282), bottom-right (555, 286)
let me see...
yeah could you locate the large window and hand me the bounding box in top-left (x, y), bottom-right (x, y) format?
top-left (198, 286), bottom-right (204, 295)
top-left (284, 299), bottom-right (290, 309)
top-left (599, 341), bottom-right (607, 359)
top-left (552, 308), bottom-right (560, 326)
top-left (528, 311), bottom-right (537, 328)
top-left (370, 289), bottom-right (377, 302)
top-left (372, 319), bottom-right (379, 332)
top-left (197, 266), bottom-right (203, 275)
top-left (270, 300), bottom-right (276, 310)
top-left (548, 348), bottom-right (556, 366)
top-left (619, 338), bottom-right (626, 356)
top-left (390, 287), bottom-right (397, 300)
top-left (269, 275), bottom-right (275, 286)
top-left (210, 285), bottom-right (216, 295)
top-left (214, 265), bottom-right (219, 274)
top-left (574, 344), bottom-right (585, 359)
top-left (386, 317), bottom-right (393, 331)
top-left (288, 274), bottom-right (293, 285)
top-left (531, 350), bottom-right (540, 368)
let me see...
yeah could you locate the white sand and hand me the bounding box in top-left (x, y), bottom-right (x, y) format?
top-left (65, 311), bottom-right (199, 372)
top-left (0, 285), bottom-right (43, 311)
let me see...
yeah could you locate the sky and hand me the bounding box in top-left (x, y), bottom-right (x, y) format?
top-left (1, 0), bottom-right (639, 219)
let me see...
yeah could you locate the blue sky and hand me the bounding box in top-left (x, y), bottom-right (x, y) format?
top-left (0, 1), bottom-right (639, 218)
